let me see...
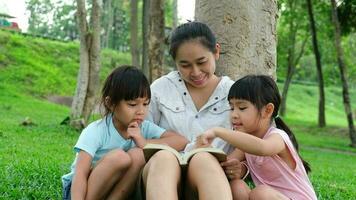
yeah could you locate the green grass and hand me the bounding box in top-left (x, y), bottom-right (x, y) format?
top-left (1, 30), bottom-right (356, 199)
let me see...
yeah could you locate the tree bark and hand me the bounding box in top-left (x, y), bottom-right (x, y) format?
top-left (172, 0), bottom-right (178, 28)
top-left (330, 0), bottom-right (356, 147)
top-left (148, 0), bottom-right (165, 82)
top-left (130, 0), bottom-right (140, 67)
top-left (71, 0), bottom-right (102, 129)
top-left (195, 0), bottom-right (277, 80)
top-left (142, 0), bottom-right (150, 78)
top-left (306, 0), bottom-right (326, 127)
top-left (102, 0), bottom-right (113, 48)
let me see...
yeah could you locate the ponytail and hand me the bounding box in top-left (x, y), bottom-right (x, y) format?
top-left (275, 116), bottom-right (311, 173)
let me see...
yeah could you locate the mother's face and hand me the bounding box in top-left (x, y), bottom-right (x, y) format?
top-left (175, 41), bottom-right (220, 89)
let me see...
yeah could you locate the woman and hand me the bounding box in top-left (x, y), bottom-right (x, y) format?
top-left (143, 22), bottom-right (247, 200)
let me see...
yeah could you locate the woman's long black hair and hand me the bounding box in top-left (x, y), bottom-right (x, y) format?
top-left (228, 75), bottom-right (311, 173)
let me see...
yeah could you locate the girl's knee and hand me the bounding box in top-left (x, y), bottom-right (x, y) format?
top-left (250, 185), bottom-right (285, 200)
top-left (128, 148), bottom-right (146, 168)
top-left (104, 149), bottom-right (132, 170)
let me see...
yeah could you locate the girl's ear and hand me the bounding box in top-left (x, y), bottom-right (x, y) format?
top-left (105, 96), bottom-right (114, 111)
top-left (214, 43), bottom-right (221, 60)
top-left (263, 103), bottom-right (275, 118)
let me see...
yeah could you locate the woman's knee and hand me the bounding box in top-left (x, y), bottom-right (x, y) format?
top-left (142, 150), bottom-right (180, 182)
top-left (102, 149), bottom-right (132, 170)
top-left (148, 150), bottom-right (180, 168)
top-left (189, 152), bottom-right (220, 170)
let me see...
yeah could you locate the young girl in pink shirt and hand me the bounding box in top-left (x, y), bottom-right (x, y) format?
top-left (197, 75), bottom-right (317, 200)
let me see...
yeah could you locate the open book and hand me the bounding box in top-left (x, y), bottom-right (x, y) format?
top-left (143, 143), bottom-right (227, 167)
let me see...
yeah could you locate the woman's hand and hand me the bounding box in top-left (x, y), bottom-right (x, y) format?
top-left (128, 121), bottom-right (147, 148)
top-left (221, 157), bottom-right (245, 180)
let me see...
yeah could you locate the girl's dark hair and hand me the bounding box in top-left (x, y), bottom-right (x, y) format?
top-left (101, 65), bottom-right (151, 117)
top-left (228, 75), bottom-right (311, 173)
top-left (169, 21), bottom-right (217, 60)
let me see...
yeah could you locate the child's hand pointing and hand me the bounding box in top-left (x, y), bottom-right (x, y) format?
top-left (196, 129), bottom-right (217, 146)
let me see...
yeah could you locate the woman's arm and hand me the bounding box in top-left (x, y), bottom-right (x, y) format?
top-left (147, 130), bottom-right (189, 151)
top-left (71, 151), bottom-right (92, 200)
top-left (200, 127), bottom-right (285, 156)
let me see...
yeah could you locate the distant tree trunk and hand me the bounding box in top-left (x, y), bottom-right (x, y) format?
top-left (102, 0), bottom-right (113, 48)
top-left (142, 0), bottom-right (150, 78)
top-left (148, 0), bottom-right (165, 82)
top-left (130, 0), bottom-right (139, 66)
top-left (71, 0), bottom-right (102, 129)
top-left (172, 0), bottom-right (178, 28)
top-left (195, 0), bottom-right (277, 80)
top-left (281, 35), bottom-right (307, 116)
top-left (306, 0), bottom-right (326, 127)
top-left (330, 0), bottom-right (356, 147)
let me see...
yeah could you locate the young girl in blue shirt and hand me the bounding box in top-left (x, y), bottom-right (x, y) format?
top-left (62, 66), bottom-right (187, 200)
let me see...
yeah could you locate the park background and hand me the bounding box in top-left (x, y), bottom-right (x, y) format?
top-left (0, 0), bottom-right (355, 199)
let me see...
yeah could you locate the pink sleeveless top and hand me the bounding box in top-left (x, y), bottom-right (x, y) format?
top-left (245, 127), bottom-right (317, 200)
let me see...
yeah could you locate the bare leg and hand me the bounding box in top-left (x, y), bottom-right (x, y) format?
top-left (143, 150), bottom-right (181, 200)
top-left (249, 185), bottom-right (289, 200)
top-left (106, 148), bottom-right (146, 200)
top-left (187, 152), bottom-right (232, 200)
top-left (230, 179), bottom-right (250, 200)
top-left (85, 149), bottom-right (131, 200)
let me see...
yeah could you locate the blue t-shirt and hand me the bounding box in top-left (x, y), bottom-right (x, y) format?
top-left (62, 115), bottom-right (165, 183)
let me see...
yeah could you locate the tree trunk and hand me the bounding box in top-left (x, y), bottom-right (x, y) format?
top-left (102, 0), bottom-right (113, 48)
top-left (142, 0), bottom-right (150, 78)
top-left (130, 0), bottom-right (140, 66)
top-left (71, 0), bottom-right (102, 129)
top-left (306, 0), bottom-right (326, 127)
top-left (172, 0), bottom-right (178, 28)
top-left (148, 0), bottom-right (165, 82)
top-left (195, 0), bottom-right (277, 80)
top-left (330, 0), bottom-right (356, 147)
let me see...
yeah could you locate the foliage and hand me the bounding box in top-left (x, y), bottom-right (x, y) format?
top-left (337, 0), bottom-right (356, 35)
top-left (277, 0), bottom-right (356, 87)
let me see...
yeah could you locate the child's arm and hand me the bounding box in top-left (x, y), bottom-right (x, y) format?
top-left (198, 127), bottom-right (285, 156)
top-left (71, 151), bottom-right (92, 200)
top-left (128, 122), bottom-right (147, 148)
top-left (146, 131), bottom-right (189, 151)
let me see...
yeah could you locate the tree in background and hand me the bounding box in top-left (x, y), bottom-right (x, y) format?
top-left (148, 0), bottom-right (165, 82)
top-left (141, 0), bottom-right (150, 78)
top-left (330, 0), bottom-right (356, 147)
top-left (195, 0), bottom-right (277, 80)
top-left (26, 0), bottom-right (78, 40)
top-left (306, 0), bottom-right (326, 127)
top-left (278, 0), bottom-right (309, 116)
top-left (70, 0), bottom-right (102, 129)
top-left (130, 0), bottom-right (139, 67)
top-left (101, 0), bottom-right (113, 48)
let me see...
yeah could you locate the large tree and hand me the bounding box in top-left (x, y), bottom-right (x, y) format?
top-left (330, 0), bottom-right (356, 147)
top-left (141, 0), bottom-right (150, 78)
top-left (130, 0), bottom-right (140, 66)
top-left (306, 0), bottom-right (326, 127)
top-left (195, 0), bottom-right (278, 80)
top-left (70, 0), bottom-right (102, 129)
top-left (148, 0), bottom-right (165, 82)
